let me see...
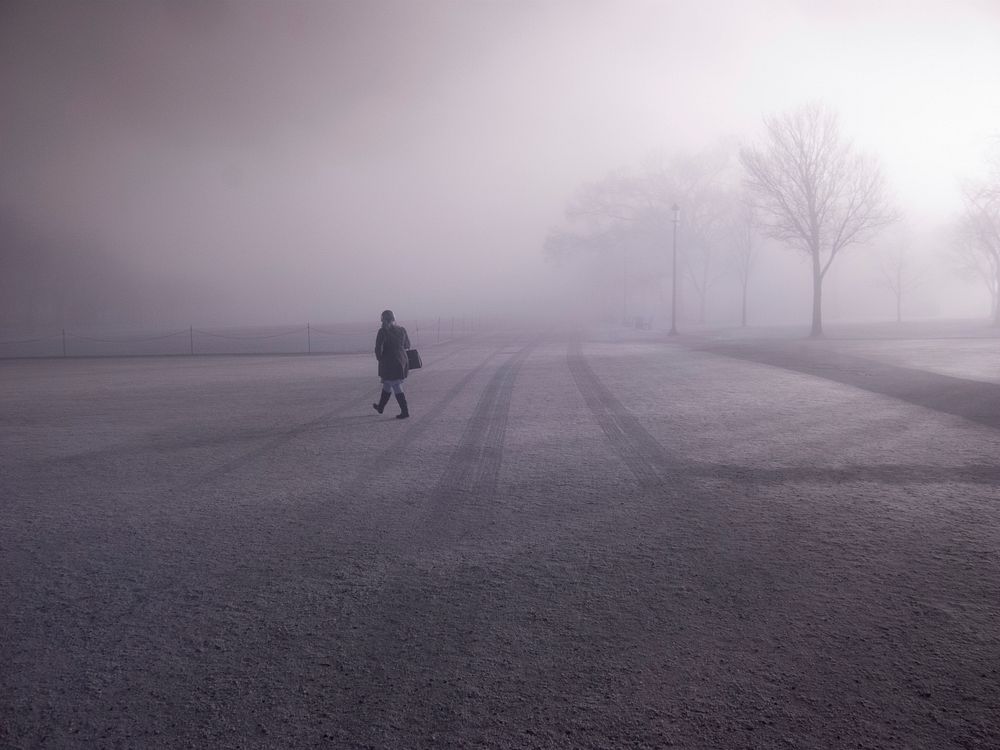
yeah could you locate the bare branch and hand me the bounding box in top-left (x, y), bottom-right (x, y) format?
top-left (739, 102), bottom-right (896, 334)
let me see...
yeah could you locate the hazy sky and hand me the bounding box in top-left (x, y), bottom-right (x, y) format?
top-left (2, 0), bottom-right (999, 325)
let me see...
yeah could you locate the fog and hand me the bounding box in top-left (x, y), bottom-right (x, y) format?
top-left (2, 0), bottom-right (999, 331)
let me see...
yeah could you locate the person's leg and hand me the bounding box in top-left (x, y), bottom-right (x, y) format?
top-left (392, 381), bottom-right (409, 419)
top-left (373, 385), bottom-right (392, 414)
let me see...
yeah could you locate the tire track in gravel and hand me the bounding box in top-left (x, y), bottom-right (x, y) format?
top-left (178, 338), bottom-right (478, 492)
top-left (418, 343), bottom-right (535, 543)
top-left (564, 339), bottom-right (1000, 739)
top-left (64, 343), bottom-right (508, 682)
top-left (177, 389), bottom-right (373, 491)
top-left (567, 339), bottom-right (683, 488)
top-left (359, 342), bottom-right (535, 741)
top-left (436, 344), bottom-right (535, 496)
top-left (241, 341), bottom-right (534, 742)
top-left (237, 339), bottom-right (515, 551)
top-left (329, 343), bottom-right (507, 511)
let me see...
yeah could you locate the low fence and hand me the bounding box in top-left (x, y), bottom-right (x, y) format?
top-left (0, 317), bottom-right (479, 359)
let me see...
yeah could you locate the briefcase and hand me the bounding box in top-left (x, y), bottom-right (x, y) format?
top-left (407, 348), bottom-right (422, 370)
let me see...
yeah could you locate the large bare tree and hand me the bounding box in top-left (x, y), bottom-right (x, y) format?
top-left (740, 103), bottom-right (896, 336)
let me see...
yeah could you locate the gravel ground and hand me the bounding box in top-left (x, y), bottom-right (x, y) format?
top-left (2, 329), bottom-right (999, 748)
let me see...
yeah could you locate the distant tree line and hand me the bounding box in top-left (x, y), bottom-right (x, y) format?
top-left (546, 101), bottom-right (1000, 334)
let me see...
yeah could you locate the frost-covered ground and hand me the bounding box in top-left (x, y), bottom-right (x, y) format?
top-left (2, 327), bottom-right (999, 748)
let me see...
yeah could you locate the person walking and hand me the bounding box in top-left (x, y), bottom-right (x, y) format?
top-left (373, 309), bottom-right (411, 419)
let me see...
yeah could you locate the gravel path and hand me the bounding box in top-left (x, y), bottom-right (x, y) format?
top-left (2, 331), bottom-right (999, 748)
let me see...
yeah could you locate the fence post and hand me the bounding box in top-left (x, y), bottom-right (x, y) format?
top-left (307, 323), bottom-right (311, 355)
top-left (189, 326), bottom-right (194, 355)
top-left (62, 329), bottom-right (66, 357)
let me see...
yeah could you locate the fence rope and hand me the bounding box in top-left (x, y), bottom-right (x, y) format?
top-left (191, 327), bottom-right (306, 340)
top-left (0, 333), bottom-right (65, 345)
top-left (68, 330), bottom-right (190, 344)
top-left (307, 326), bottom-right (370, 336)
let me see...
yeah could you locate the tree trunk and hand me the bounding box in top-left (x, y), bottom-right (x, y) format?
top-left (896, 263), bottom-right (903, 323)
top-left (622, 252), bottom-right (628, 324)
top-left (993, 267), bottom-right (1000, 327)
top-left (810, 258), bottom-right (823, 337)
top-left (741, 281), bottom-right (748, 327)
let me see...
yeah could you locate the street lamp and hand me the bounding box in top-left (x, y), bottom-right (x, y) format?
top-left (670, 203), bottom-right (680, 336)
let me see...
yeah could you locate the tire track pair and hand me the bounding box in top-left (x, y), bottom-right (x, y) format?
top-left (374, 343), bottom-right (535, 736)
top-left (421, 343), bottom-right (535, 541)
top-left (340, 343), bottom-right (507, 501)
top-left (258, 338), bottom-right (532, 549)
top-left (436, 345), bottom-right (534, 494)
top-left (180, 337), bottom-right (476, 492)
top-left (567, 339), bottom-right (677, 488)
top-left (102, 343), bottom-right (510, 658)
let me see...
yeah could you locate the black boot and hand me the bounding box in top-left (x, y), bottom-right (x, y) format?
top-left (395, 392), bottom-right (409, 419)
top-left (373, 389), bottom-right (391, 414)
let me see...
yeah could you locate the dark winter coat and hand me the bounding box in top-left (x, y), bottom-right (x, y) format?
top-left (375, 324), bottom-right (410, 381)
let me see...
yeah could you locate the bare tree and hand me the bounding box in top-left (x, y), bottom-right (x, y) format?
top-left (680, 187), bottom-right (734, 324)
top-left (950, 217), bottom-right (998, 321)
top-left (740, 103), bottom-right (897, 336)
top-left (955, 148), bottom-right (1000, 325)
top-left (875, 241), bottom-right (924, 323)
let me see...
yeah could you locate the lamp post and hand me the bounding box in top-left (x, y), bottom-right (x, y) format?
top-left (622, 240), bottom-right (628, 325)
top-left (670, 203), bottom-right (680, 335)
